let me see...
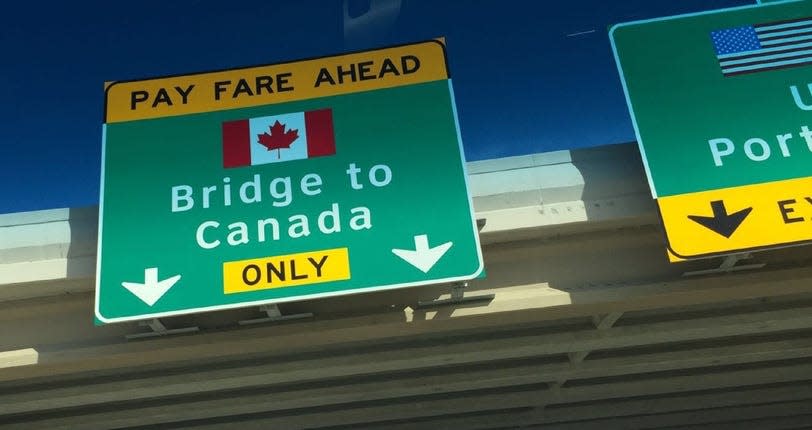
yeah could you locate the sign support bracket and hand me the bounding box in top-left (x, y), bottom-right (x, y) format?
top-left (125, 319), bottom-right (200, 340)
top-left (415, 282), bottom-right (494, 309)
top-left (238, 304), bottom-right (314, 326)
top-left (682, 253), bottom-right (766, 277)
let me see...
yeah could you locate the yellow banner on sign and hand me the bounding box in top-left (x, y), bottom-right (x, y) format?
top-left (105, 41), bottom-right (448, 123)
top-left (223, 248), bottom-right (350, 294)
top-left (658, 176), bottom-right (812, 261)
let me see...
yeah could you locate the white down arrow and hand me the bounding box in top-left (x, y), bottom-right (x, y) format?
top-left (392, 234), bottom-right (453, 273)
top-left (121, 267), bottom-right (181, 306)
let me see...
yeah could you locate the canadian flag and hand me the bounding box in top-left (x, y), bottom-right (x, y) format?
top-left (222, 108), bottom-right (335, 168)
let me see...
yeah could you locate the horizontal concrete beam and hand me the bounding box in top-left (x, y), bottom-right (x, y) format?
top-left (0, 143), bottom-right (656, 302)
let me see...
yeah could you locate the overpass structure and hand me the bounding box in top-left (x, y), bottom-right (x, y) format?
top-left (2, 142), bottom-right (812, 429)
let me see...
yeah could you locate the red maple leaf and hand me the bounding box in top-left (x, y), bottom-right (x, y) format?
top-left (257, 120), bottom-right (299, 158)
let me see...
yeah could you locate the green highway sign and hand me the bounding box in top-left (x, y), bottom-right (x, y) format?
top-left (611, 1), bottom-right (812, 260)
top-left (95, 40), bottom-right (484, 324)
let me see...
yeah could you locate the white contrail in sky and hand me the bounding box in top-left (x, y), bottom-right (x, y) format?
top-left (566, 29), bottom-right (597, 37)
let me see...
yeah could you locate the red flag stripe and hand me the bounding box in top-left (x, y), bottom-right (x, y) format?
top-left (222, 119), bottom-right (251, 168)
top-left (305, 109), bottom-right (336, 158)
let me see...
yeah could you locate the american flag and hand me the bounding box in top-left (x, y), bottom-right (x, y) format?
top-left (711, 16), bottom-right (812, 77)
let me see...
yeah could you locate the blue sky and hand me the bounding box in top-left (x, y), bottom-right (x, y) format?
top-left (0, 0), bottom-right (753, 214)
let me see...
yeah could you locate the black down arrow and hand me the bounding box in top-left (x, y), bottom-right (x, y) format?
top-left (687, 200), bottom-right (753, 239)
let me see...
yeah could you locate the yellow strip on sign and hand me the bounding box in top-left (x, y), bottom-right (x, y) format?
top-left (658, 176), bottom-right (812, 261)
top-left (105, 41), bottom-right (448, 123)
top-left (223, 248), bottom-right (350, 294)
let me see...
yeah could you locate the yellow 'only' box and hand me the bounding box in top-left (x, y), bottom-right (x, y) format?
top-left (223, 248), bottom-right (350, 294)
top-left (105, 40), bottom-right (448, 123)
